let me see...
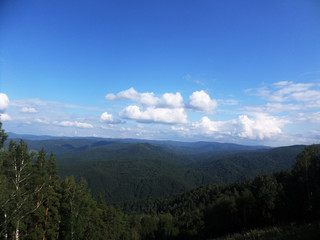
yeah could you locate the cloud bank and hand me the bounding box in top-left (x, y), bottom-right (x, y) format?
top-left (105, 88), bottom-right (218, 124)
top-left (191, 113), bottom-right (288, 140)
top-left (3, 79), bottom-right (320, 146)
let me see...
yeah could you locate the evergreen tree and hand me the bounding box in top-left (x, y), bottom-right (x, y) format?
top-left (43, 152), bottom-right (60, 240)
top-left (27, 148), bottom-right (47, 239)
top-left (251, 174), bottom-right (281, 224)
top-left (292, 145), bottom-right (320, 220)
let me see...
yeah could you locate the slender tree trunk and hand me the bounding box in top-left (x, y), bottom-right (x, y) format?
top-left (42, 200), bottom-right (50, 240)
top-left (42, 174), bottom-right (52, 240)
top-left (15, 219), bottom-right (20, 240)
top-left (4, 212), bottom-right (8, 240)
top-left (14, 156), bottom-right (21, 240)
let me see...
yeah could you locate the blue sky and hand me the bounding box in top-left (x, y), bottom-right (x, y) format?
top-left (1, 0), bottom-right (320, 146)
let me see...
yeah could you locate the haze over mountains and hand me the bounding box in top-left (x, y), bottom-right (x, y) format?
top-left (7, 132), bottom-right (305, 204)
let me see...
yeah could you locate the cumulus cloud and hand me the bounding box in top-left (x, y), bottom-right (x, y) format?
top-left (106, 88), bottom-right (184, 108)
top-left (105, 88), bottom-right (222, 126)
top-left (192, 113), bottom-right (288, 140)
top-left (0, 113), bottom-right (11, 121)
top-left (100, 112), bottom-right (114, 122)
top-left (0, 93), bottom-right (9, 112)
top-left (100, 112), bottom-right (121, 124)
top-left (120, 105), bottom-right (188, 124)
top-left (54, 121), bottom-right (93, 128)
top-left (21, 107), bottom-right (37, 113)
top-left (187, 90), bottom-right (218, 114)
top-left (160, 92), bottom-right (184, 108)
top-left (236, 114), bottom-right (287, 139)
top-left (193, 117), bottom-right (232, 134)
top-left (106, 87), bottom-right (139, 101)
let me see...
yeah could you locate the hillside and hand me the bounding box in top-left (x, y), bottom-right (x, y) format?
top-left (59, 158), bottom-right (214, 204)
top-left (7, 133), bottom-right (306, 204)
top-left (191, 145), bottom-right (306, 183)
top-left (2, 129), bottom-right (319, 239)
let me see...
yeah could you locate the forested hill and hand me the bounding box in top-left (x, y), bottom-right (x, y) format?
top-left (121, 144), bottom-right (320, 239)
top-left (2, 127), bottom-right (320, 239)
top-left (191, 145), bottom-right (306, 183)
top-left (58, 144), bottom-right (304, 203)
top-left (58, 158), bottom-right (214, 204)
top-left (7, 133), bottom-right (306, 204)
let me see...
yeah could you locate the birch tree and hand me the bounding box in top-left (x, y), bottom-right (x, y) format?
top-left (2, 140), bottom-right (42, 240)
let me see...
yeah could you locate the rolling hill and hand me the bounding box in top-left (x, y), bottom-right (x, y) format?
top-left (7, 133), bottom-right (305, 203)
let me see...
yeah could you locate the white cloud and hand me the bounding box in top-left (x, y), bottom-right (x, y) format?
top-left (120, 105), bottom-right (188, 124)
top-left (139, 92), bottom-right (159, 106)
top-left (21, 107), bottom-right (37, 113)
top-left (105, 88), bottom-right (183, 108)
top-left (188, 90), bottom-right (218, 114)
top-left (100, 112), bottom-right (120, 124)
top-left (296, 112), bottom-right (320, 123)
top-left (236, 114), bottom-right (288, 139)
top-left (54, 121), bottom-right (93, 128)
top-left (35, 118), bottom-right (49, 124)
top-left (244, 103), bottom-right (302, 113)
top-left (160, 92), bottom-right (183, 108)
top-left (192, 116), bottom-right (230, 133)
top-left (0, 93), bottom-right (9, 112)
top-left (252, 81), bottom-right (320, 104)
top-left (192, 113), bottom-right (288, 140)
top-left (0, 113), bottom-right (11, 121)
top-left (105, 87), bottom-right (140, 101)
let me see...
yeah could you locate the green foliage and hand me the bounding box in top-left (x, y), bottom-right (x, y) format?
top-left (192, 145), bottom-right (306, 183)
top-left (1, 124), bottom-right (320, 240)
top-left (0, 125), bottom-right (132, 240)
top-left (291, 145), bottom-right (320, 220)
top-left (59, 159), bottom-right (213, 204)
top-left (251, 174), bottom-right (282, 223)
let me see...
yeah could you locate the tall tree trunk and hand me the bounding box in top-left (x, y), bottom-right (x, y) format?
top-left (4, 212), bottom-right (8, 240)
top-left (15, 219), bottom-right (20, 240)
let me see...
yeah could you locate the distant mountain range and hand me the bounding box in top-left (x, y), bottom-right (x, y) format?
top-left (7, 132), bottom-right (305, 203)
top-left (7, 132), bottom-right (269, 158)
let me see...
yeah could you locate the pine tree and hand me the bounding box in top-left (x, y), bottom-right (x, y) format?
top-left (27, 148), bottom-right (47, 239)
top-left (43, 152), bottom-right (60, 240)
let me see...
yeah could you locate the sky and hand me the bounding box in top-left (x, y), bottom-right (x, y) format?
top-left (0, 0), bottom-right (320, 146)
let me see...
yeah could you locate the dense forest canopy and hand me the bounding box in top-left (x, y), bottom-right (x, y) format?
top-left (8, 133), bottom-right (306, 204)
top-left (1, 122), bottom-right (320, 239)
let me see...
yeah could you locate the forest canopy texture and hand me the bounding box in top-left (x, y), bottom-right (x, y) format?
top-left (1, 122), bottom-right (320, 240)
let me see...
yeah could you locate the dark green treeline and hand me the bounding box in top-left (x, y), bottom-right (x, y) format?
top-left (1, 122), bottom-right (320, 239)
top-left (0, 123), bottom-right (129, 240)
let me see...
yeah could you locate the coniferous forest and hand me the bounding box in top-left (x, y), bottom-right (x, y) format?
top-left (1, 122), bottom-right (320, 240)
